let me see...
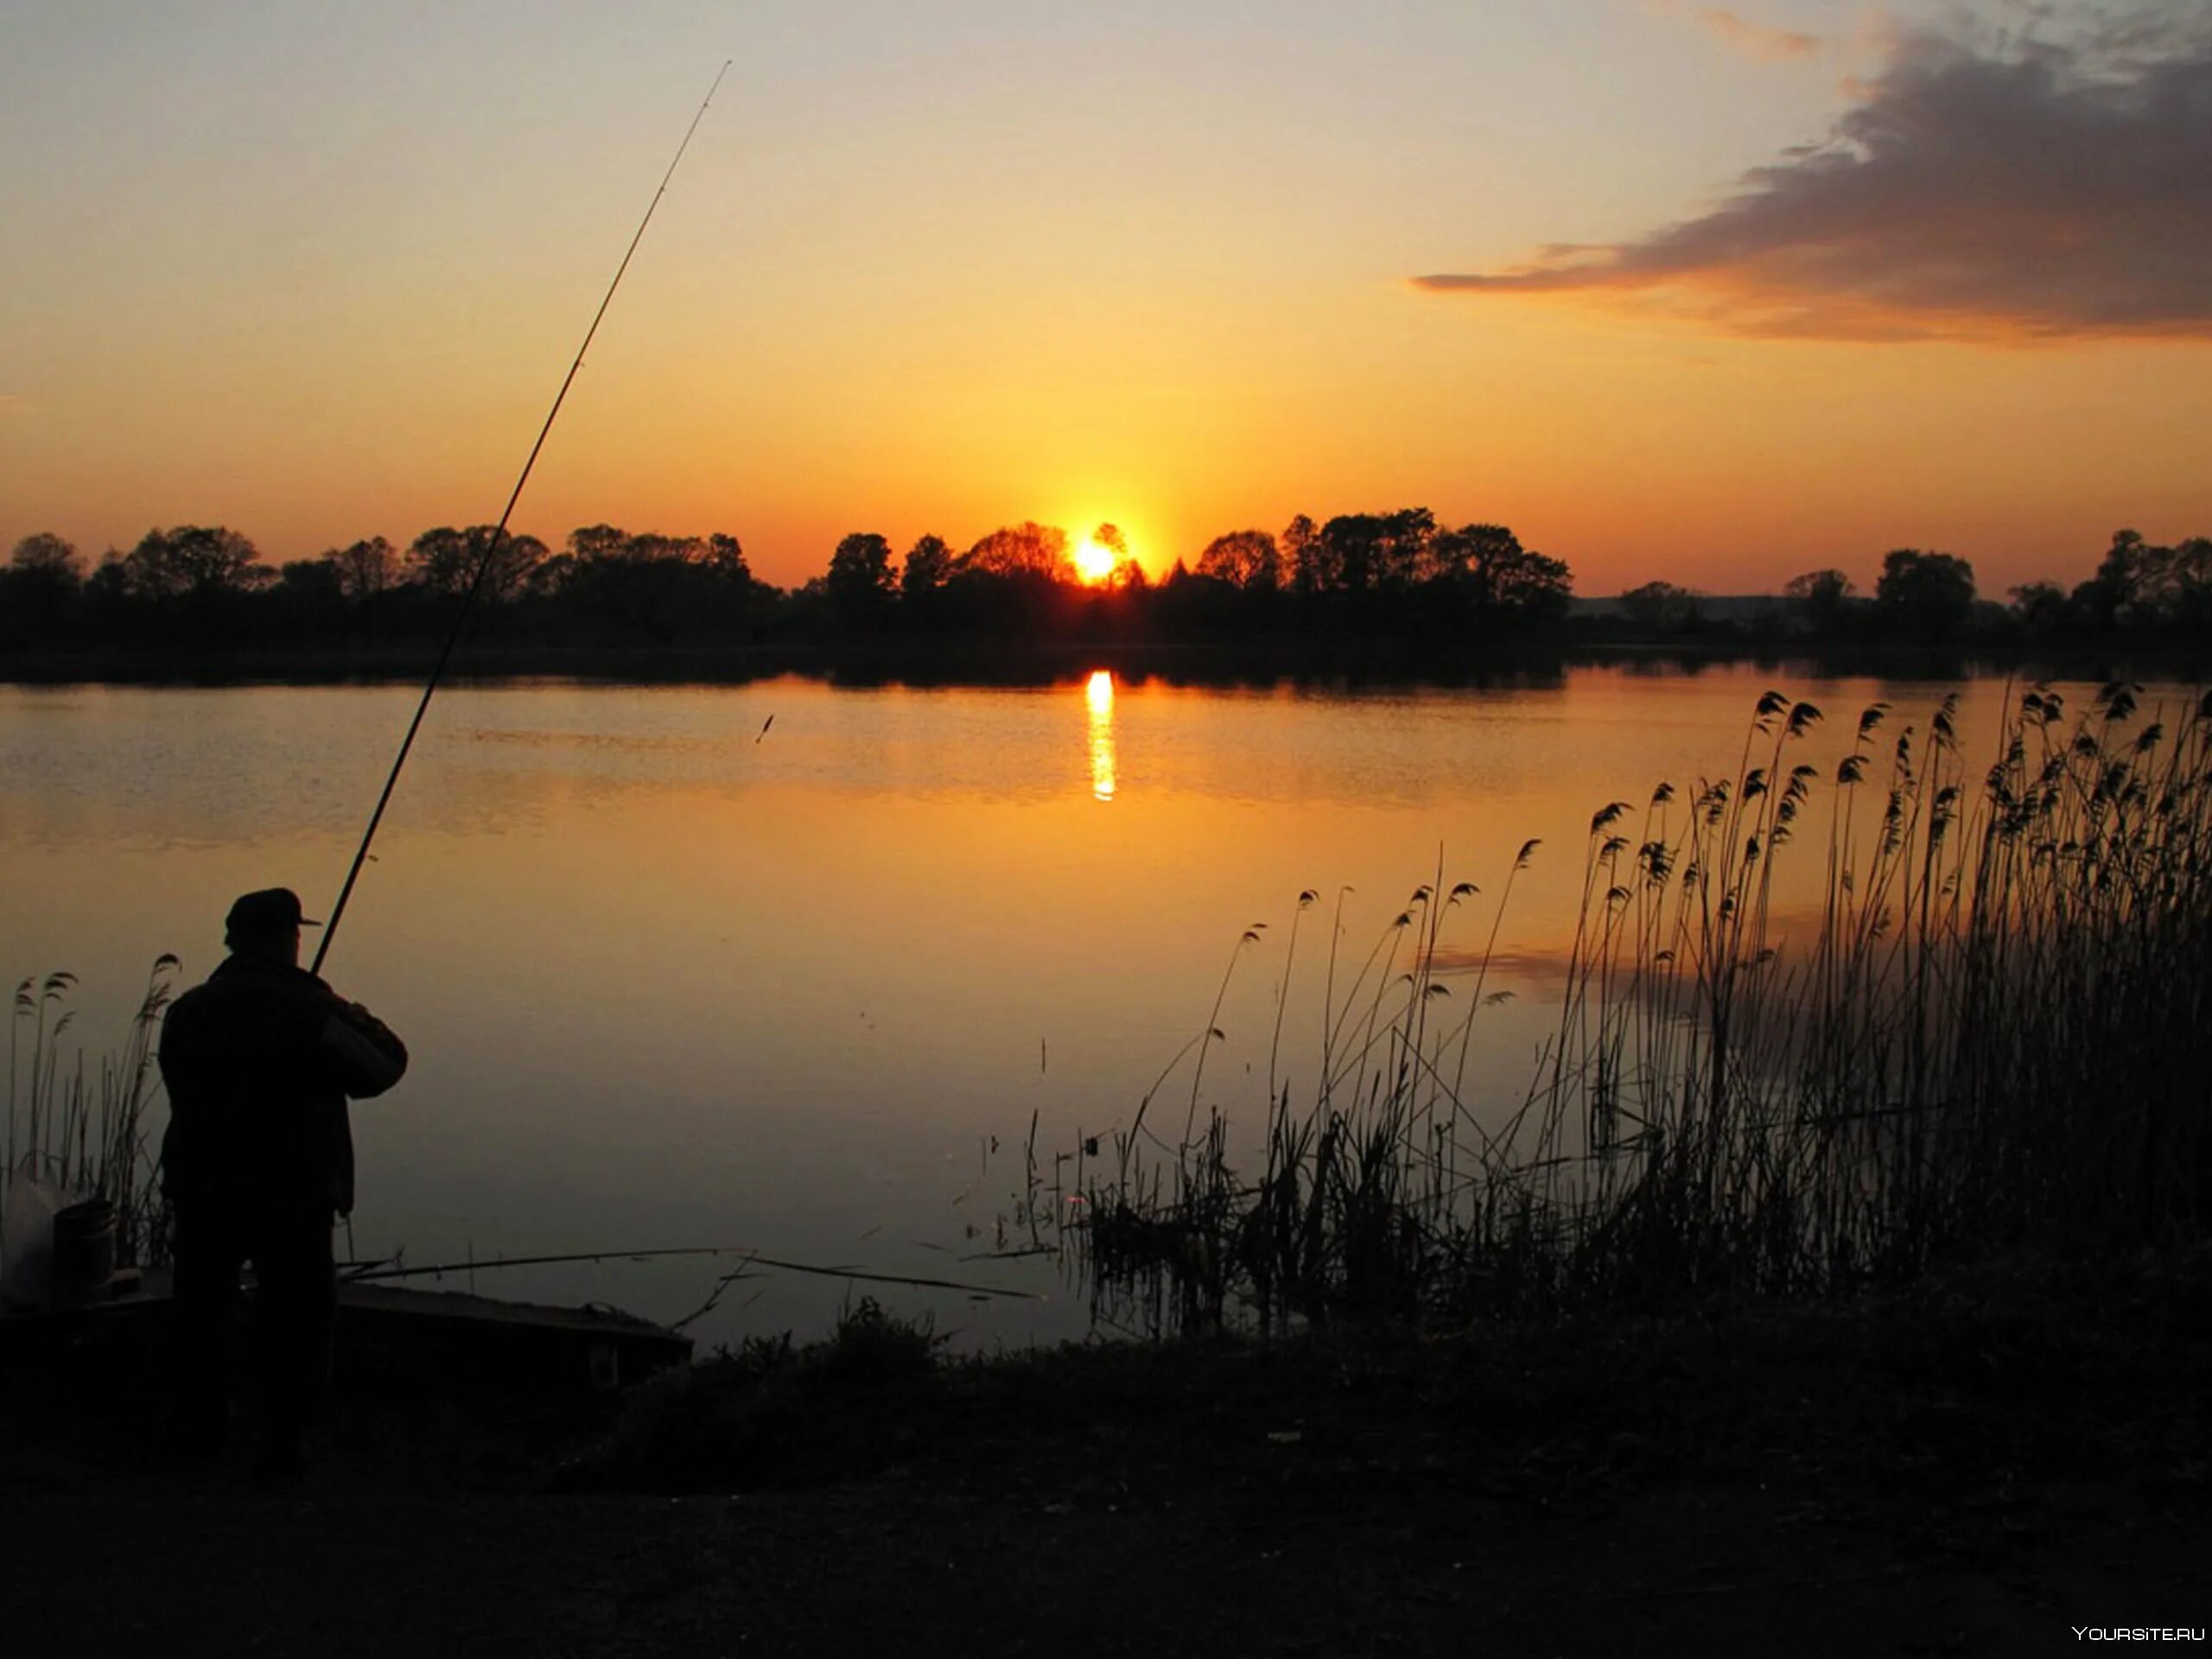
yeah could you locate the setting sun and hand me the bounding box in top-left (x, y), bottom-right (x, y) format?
top-left (1073, 537), bottom-right (1118, 585)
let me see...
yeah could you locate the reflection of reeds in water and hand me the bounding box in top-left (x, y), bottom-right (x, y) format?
top-left (1073, 684), bottom-right (2212, 1335)
top-left (4, 959), bottom-right (178, 1268)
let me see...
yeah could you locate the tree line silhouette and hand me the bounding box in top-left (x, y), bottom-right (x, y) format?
top-left (1607, 531), bottom-right (2212, 648)
top-left (2, 516), bottom-right (2203, 661)
top-left (0, 512), bottom-right (1570, 657)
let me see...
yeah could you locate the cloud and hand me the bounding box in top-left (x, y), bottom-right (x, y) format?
top-left (1643, 0), bottom-right (1822, 63)
top-left (1417, 10), bottom-right (2212, 341)
top-left (1700, 9), bottom-right (1821, 62)
top-left (1698, 6), bottom-right (1821, 62)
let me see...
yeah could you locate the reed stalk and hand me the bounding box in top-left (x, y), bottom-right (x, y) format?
top-left (1071, 684), bottom-right (2212, 1335)
top-left (2, 957), bottom-right (180, 1269)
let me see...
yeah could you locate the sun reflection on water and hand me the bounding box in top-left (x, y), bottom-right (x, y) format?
top-left (1085, 669), bottom-right (1116, 802)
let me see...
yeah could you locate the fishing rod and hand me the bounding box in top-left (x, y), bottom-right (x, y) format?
top-left (313, 60), bottom-right (734, 976)
top-left (338, 1243), bottom-right (1039, 1300)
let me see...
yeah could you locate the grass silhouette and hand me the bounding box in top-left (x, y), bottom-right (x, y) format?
top-left (3, 958), bottom-right (177, 1272)
top-left (1073, 683), bottom-right (2212, 1333)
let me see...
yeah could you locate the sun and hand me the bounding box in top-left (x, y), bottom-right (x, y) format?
top-left (1072, 536), bottom-right (1118, 585)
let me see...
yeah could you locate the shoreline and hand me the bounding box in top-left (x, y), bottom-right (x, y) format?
top-left (3, 636), bottom-right (2204, 690)
top-left (7, 1245), bottom-right (2203, 1655)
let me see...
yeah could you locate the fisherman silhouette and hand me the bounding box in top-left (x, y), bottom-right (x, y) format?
top-left (157, 888), bottom-right (407, 1478)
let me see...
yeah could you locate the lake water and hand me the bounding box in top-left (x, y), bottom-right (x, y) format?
top-left (0, 661), bottom-right (2176, 1348)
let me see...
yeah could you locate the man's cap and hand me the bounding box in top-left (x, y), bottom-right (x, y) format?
top-left (225, 887), bottom-right (322, 935)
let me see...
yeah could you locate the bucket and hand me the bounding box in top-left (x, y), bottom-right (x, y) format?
top-left (51, 1197), bottom-right (117, 1305)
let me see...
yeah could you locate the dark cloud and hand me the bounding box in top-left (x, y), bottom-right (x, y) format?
top-left (1415, 11), bottom-right (2212, 341)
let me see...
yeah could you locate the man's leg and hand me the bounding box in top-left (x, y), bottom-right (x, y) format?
top-left (167, 1205), bottom-right (245, 1459)
top-left (247, 1205), bottom-right (337, 1476)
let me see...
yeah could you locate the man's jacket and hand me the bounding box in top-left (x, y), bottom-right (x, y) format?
top-left (158, 957), bottom-right (408, 1217)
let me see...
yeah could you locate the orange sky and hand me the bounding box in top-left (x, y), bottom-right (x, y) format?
top-left (4, 2), bottom-right (2208, 597)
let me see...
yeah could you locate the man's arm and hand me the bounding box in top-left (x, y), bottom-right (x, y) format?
top-left (319, 1001), bottom-right (408, 1099)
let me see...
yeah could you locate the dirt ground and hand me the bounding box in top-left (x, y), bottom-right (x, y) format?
top-left (6, 1478), bottom-right (2201, 1657)
top-left (3, 1251), bottom-right (2203, 1657)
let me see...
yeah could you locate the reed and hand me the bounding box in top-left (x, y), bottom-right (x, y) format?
top-left (1071, 683), bottom-right (2212, 1334)
top-left (3, 957), bottom-right (180, 1268)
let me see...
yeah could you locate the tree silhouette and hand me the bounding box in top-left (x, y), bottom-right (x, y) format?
top-left (127, 501), bottom-right (2212, 663)
top-left (566, 524), bottom-right (631, 565)
top-left (899, 533), bottom-right (951, 601)
top-left (1436, 523), bottom-right (1571, 626)
top-left (2152, 537), bottom-right (2212, 632)
top-left (1196, 529), bottom-right (1281, 590)
top-left (2076, 527), bottom-right (2155, 631)
top-left (322, 537), bottom-right (397, 603)
top-left (274, 557), bottom-right (346, 625)
top-left (7, 532), bottom-right (81, 599)
top-left (407, 526), bottom-right (545, 602)
top-left (1783, 568), bottom-right (1855, 632)
top-left (1875, 549), bottom-right (1976, 644)
top-left (2008, 580), bottom-right (2070, 639)
top-left (1087, 523), bottom-right (1146, 590)
top-left (1281, 515), bottom-right (1322, 595)
top-left (121, 525), bottom-right (261, 599)
top-left (2, 532), bottom-right (84, 641)
top-left (826, 531), bottom-right (897, 624)
top-left (550, 524), bottom-right (745, 642)
top-left (2070, 529), bottom-right (2212, 632)
top-left (1619, 580), bottom-right (1701, 633)
top-left (704, 533), bottom-right (752, 585)
top-left (960, 522), bottom-right (1072, 582)
top-left (10, 531), bottom-right (80, 582)
top-left (1309, 519), bottom-right (1380, 597)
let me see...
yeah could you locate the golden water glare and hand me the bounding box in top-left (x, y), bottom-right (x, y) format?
top-left (1085, 669), bottom-right (1117, 802)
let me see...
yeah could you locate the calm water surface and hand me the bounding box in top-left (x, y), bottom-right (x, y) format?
top-left (0, 664), bottom-right (2171, 1346)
